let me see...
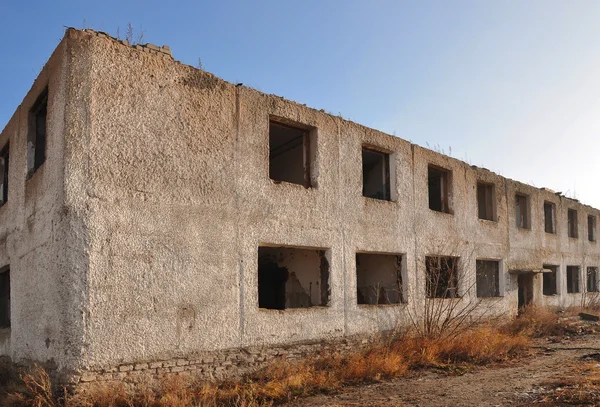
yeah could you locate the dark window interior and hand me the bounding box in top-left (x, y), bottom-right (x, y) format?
top-left (544, 202), bottom-right (556, 234)
top-left (543, 265), bottom-right (558, 296)
top-left (0, 268), bottom-right (9, 329)
top-left (568, 209), bottom-right (578, 238)
top-left (269, 121), bottom-right (310, 187)
top-left (476, 260), bottom-right (500, 297)
top-left (515, 194), bottom-right (529, 229)
top-left (477, 183), bottom-right (495, 221)
top-left (28, 88), bottom-right (48, 177)
top-left (588, 215), bottom-right (596, 242)
top-left (258, 246), bottom-right (329, 310)
top-left (567, 266), bottom-right (580, 293)
top-left (587, 267), bottom-right (598, 292)
top-left (356, 253), bottom-right (404, 305)
top-left (362, 148), bottom-right (391, 201)
top-left (426, 256), bottom-right (458, 298)
top-left (428, 166), bottom-right (451, 213)
top-left (0, 144), bottom-right (9, 206)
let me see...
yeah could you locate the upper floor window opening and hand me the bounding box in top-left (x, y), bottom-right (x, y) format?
top-left (362, 147), bottom-right (392, 201)
top-left (477, 182), bottom-right (496, 221)
top-left (268, 118), bottom-right (312, 188)
top-left (568, 209), bottom-right (578, 238)
top-left (428, 165), bottom-right (452, 214)
top-left (0, 144), bottom-right (9, 206)
top-left (588, 215), bottom-right (596, 242)
top-left (544, 201), bottom-right (556, 234)
top-left (515, 194), bottom-right (530, 229)
top-left (27, 87), bottom-right (48, 178)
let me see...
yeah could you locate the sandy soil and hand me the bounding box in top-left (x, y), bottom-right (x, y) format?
top-left (285, 335), bottom-right (600, 407)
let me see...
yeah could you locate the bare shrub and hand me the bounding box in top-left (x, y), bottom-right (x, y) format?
top-left (7, 365), bottom-right (56, 407)
top-left (407, 245), bottom-right (502, 341)
top-left (581, 289), bottom-right (600, 312)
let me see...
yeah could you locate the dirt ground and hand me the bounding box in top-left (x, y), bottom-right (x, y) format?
top-left (286, 334), bottom-right (600, 407)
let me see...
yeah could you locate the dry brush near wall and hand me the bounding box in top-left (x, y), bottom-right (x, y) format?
top-left (49, 337), bottom-right (372, 387)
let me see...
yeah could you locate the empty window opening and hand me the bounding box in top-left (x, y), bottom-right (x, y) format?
top-left (477, 182), bottom-right (496, 221)
top-left (515, 194), bottom-right (530, 229)
top-left (543, 265), bottom-right (558, 296)
top-left (588, 267), bottom-right (599, 293)
top-left (567, 266), bottom-right (580, 293)
top-left (544, 201), bottom-right (556, 234)
top-left (0, 267), bottom-right (9, 329)
top-left (476, 260), bottom-right (500, 297)
top-left (568, 209), bottom-right (578, 238)
top-left (588, 215), bottom-right (596, 242)
top-left (426, 256), bottom-right (459, 298)
top-left (362, 148), bottom-right (391, 201)
top-left (0, 144), bottom-right (9, 206)
top-left (258, 246), bottom-right (329, 310)
top-left (356, 253), bottom-right (404, 305)
top-left (269, 120), bottom-right (311, 188)
top-left (428, 166), bottom-right (452, 213)
top-left (28, 88), bottom-right (48, 177)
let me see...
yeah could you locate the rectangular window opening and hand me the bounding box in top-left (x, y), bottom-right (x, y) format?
top-left (476, 260), bottom-right (500, 297)
top-left (258, 246), bottom-right (329, 310)
top-left (477, 182), bottom-right (496, 221)
top-left (428, 165), bottom-right (452, 213)
top-left (268, 120), bottom-right (311, 188)
top-left (356, 253), bottom-right (404, 305)
top-left (587, 267), bottom-right (598, 293)
top-left (567, 265), bottom-right (580, 293)
top-left (0, 144), bottom-right (9, 206)
top-left (426, 256), bottom-right (459, 298)
top-left (544, 201), bottom-right (556, 234)
top-left (362, 148), bottom-right (391, 201)
top-left (0, 267), bottom-right (9, 329)
top-left (28, 88), bottom-right (48, 177)
top-left (568, 209), bottom-right (578, 238)
top-left (588, 215), bottom-right (596, 242)
top-left (515, 194), bottom-right (530, 229)
top-left (543, 265), bottom-right (558, 296)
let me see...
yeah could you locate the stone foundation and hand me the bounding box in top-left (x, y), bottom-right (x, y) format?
top-left (69, 336), bottom-right (371, 386)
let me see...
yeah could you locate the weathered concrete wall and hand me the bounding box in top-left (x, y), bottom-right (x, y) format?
top-left (60, 30), bottom-right (600, 372)
top-left (0, 32), bottom-right (88, 372)
top-left (3, 28), bottom-right (600, 381)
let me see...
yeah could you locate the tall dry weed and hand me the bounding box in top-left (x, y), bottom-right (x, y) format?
top-left (3, 315), bottom-right (563, 407)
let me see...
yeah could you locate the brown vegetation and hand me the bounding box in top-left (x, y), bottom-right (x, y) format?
top-left (522, 362), bottom-right (600, 406)
top-left (1, 306), bottom-right (594, 407)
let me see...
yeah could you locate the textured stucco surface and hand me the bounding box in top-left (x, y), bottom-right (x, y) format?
top-left (1, 29), bottom-right (599, 377)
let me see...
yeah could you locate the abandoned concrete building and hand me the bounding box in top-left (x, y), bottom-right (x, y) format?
top-left (0, 28), bottom-right (599, 383)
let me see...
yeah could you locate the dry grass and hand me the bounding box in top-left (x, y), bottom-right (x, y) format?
top-left (2, 324), bottom-right (531, 407)
top-left (501, 305), bottom-right (577, 338)
top-left (9, 306), bottom-right (596, 407)
top-left (523, 362), bottom-right (600, 406)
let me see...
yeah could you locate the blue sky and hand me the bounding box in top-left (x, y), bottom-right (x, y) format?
top-left (2, 1), bottom-right (600, 206)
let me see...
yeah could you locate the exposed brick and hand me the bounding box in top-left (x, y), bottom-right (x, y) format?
top-left (119, 365), bottom-right (133, 372)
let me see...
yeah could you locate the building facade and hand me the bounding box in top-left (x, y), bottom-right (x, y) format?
top-left (0, 28), bottom-right (598, 382)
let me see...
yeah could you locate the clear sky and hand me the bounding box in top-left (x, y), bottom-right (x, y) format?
top-left (1, 1), bottom-right (600, 206)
